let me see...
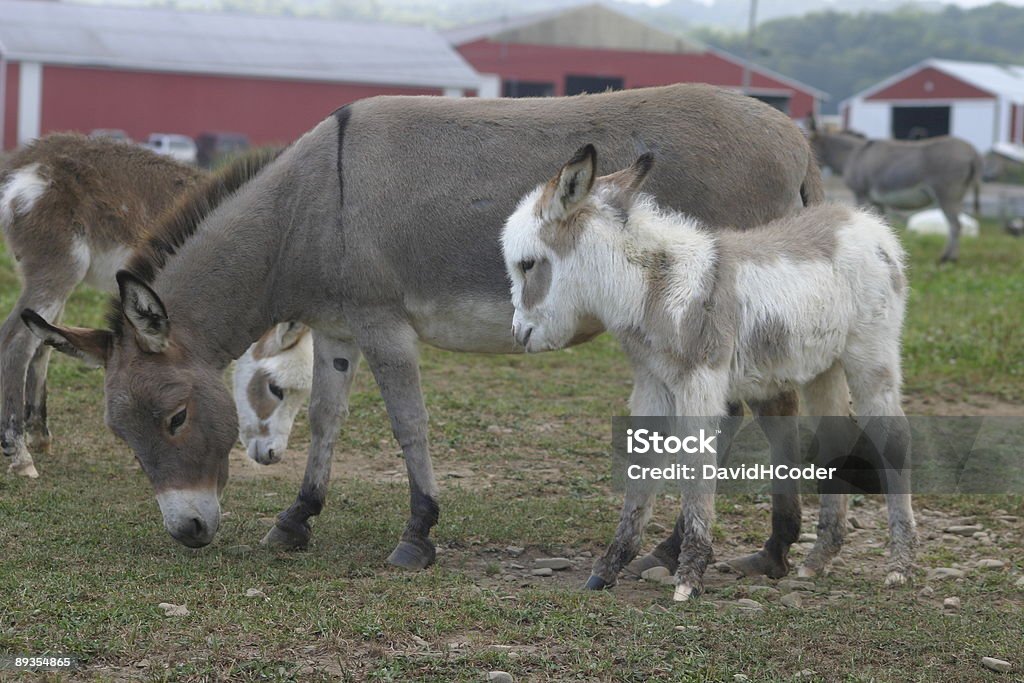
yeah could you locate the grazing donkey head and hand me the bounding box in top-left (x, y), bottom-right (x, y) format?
top-left (502, 144), bottom-right (653, 352)
top-left (20, 151), bottom-right (276, 547)
top-left (233, 322), bottom-right (313, 465)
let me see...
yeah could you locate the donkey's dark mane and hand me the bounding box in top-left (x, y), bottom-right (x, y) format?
top-left (105, 149), bottom-right (279, 336)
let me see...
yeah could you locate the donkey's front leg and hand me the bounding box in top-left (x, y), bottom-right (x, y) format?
top-left (358, 322), bottom-right (439, 570)
top-left (263, 333), bottom-right (361, 549)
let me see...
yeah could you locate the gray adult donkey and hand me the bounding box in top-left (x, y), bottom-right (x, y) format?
top-left (808, 120), bottom-right (982, 263)
top-left (24, 85), bottom-right (829, 576)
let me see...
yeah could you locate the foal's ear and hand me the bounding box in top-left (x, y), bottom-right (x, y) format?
top-left (21, 309), bottom-right (112, 368)
top-left (599, 153), bottom-right (654, 198)
top-left (116, 271), bottom-right (170, 353)
top-left (275, 321), bottom-right (308, 350)
top-left (550, 143), bottom-right (597, 214)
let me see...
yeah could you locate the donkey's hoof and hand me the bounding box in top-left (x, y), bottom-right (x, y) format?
top-left (727, 549), bottom-right (789, 579)
top-left (387, 539), bottom-right (436, 570)
top-left (626, 552), bottom-right (675, 578)
top-left (672, 582), bottom-right (698, 602)
top-left (26, 429), bottom-right (52, 454)
top-left (583, 574), bottom-right (612, 591)
top-left (8, 459), bottom-right (39, 479)
top-left (260, 522), bottom-right (310, 550)
top-left (797, 564), bottom-right (819, 579)
top-left (884, 570), bottom-right (910, 587)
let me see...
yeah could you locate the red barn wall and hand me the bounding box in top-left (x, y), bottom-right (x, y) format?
top-left (9, 64), bottom-right (440, 150)
top-left (456, 39), bottom-right (816, 118)
top-left (866, 66), bottom-right (993, 101)
top-left (3, 62), bottom-right (19, 150)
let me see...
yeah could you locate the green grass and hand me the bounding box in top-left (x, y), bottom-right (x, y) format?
top-left (0, 219), bottom-right (1022, 681)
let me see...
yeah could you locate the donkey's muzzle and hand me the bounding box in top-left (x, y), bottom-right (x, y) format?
top-left (156, 488), bottom-right (221, 548)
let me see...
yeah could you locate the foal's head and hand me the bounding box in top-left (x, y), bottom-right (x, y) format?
top-left (502, 144), bottom-right (653, 352)
top-left (234, 322), bottom-right (313, 465)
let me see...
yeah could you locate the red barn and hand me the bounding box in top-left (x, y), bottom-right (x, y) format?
top-left (445, 3), bottom-right (825, 119)
top-left (0, 0), bottom-right (481, 150)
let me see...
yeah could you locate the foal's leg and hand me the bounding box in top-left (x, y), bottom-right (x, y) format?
top-left (727, 391), bottom-right (802, 579)
top-left (2, 259), bottom-right (84, 477)
top-left (24, 341), bottom-right (54, 453)
top-left (354, 319), bottom-right (439, 570)
top-left (843, 350), bottom-right (916, 586)
top-left (586, 369), bottom-right (673, 589)
top-left (626, 400), bottom-right (743, 577)
top-left (263, 332), bottom-right (361, 549)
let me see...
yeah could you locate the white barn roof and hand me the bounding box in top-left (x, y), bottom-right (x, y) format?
top-left (846, 58), bottom-right (1024, 106)
top-left (0, 0), bottom-right (481, 90)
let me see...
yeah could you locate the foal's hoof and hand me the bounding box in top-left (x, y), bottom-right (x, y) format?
top-left (583, 575), bottom-right (612, 591)
top-left (260, 522), bottom-right (310, 550)
top-left (387, 539), bottom-right (436, 570)
top-left (727, 549), bottom-right (789, 579)
top-left (625, 552), bottom-right (675, 578)
top-left (26, 429), bottom-right (52, 454)
top-left (7, 459), bottom-right (39, 479)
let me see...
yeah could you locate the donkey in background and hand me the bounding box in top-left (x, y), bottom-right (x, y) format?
top-left (502, 145), bottom-right (916, 598)
top-left (808, 120), bottom-right (982, 263)
top-left (0, 134), bottom-right (300, 477)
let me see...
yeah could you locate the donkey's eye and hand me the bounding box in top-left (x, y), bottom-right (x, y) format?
top-left (168, 408), bottom-right (187, 435)
top-left (268, 383), bottom-right (284, 401)
top-left (520, 259), bottom-right (536, 273)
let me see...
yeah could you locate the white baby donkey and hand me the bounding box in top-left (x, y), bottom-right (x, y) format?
top-left (502, 144), bottom-right (915, 600)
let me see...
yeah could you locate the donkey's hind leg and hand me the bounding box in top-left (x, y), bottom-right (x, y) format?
top-left (1, 255), bottom-right (85, 477)
top-left (843, 352), bottom-right (916, 586)
top-left (263, 332), bottom-right (361, 549)
top-left (798, 361), bottom-right (854, 578)
top-left (24, 341), bottom-right (55, 453)
top-left (937, 194), bottom-right (965, 264)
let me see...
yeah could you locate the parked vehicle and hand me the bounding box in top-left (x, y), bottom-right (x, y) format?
top-left (89, 129), bottom-right (132, 143)
top-left (195, 132), bottom-right (250, 168)
top-left (143, 133), bottom-right (198, 164)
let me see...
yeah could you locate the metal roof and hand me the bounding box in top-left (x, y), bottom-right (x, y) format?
top-left (0, 0), bottom-right (482, 90)
top-left (845, 58), bottom-right (1024, 105)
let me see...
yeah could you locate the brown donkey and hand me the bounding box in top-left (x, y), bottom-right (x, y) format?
top-left (0, 135), bottom-right (203, 477)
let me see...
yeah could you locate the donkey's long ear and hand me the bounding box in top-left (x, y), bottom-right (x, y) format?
top-left (549, 144), bottom-right (597, 215)
top-left (599, 153), bottom-right (654, 197)
top-left (116, 271), bottom-right (170, 353)
top-left (21, 309), bottom-right (112, 368)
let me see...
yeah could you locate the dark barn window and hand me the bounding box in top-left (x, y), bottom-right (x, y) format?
top-left (565, 75), bottom-right (624, 96)
top-left (502, 80), bottom-right (555, 98)
top-left (892, 106), bottom-right (951, 140)
top-left (749, 94), bottom-right (791, 115)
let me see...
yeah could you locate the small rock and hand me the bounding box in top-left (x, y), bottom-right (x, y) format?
top-left (135, 659), bottom-right (150, 669)
top-left (918, 586), bottom-right (935, 598)
top-left (734, 675), bottom-right (750, 682)
top-left (976, 559), bottom-right (1005, 569)
top-left (505, 546), bottom-right (525, 557)
top-left (713, 561), bottom-right (735, 573)
top-left (257, 517), bottom-right (277, 527)
top-left (944, 524), bottom-right (983, 536)
top-left (647, 522), bottom-right (668, 534)
top-left (795, 670), bottom-right (816, 679)
top-left (157, 602), bottom-right (189, 617)
top-left (981, 657), bottom-right (1011, 673)
top-left (746, 586), bottom-right (780, 598)
top-left (578, 550), bottom-right (593, 558)
top-left (487, 672), bottom-right (514, 683)
top-left (996, 515), bottom-right (1019, 523)
top-left (244, 588), bottom-right (267, 599)
top-left (798, 533), bottom-right (818, 543)
top-left (509, 562), bottom-right (524, 570)
top-left (943, 597), bottom-right (961, 610)
top-left (778, 579), bottom-right (816, 593)
top-left (534, 557), bottom-right (571, 570)
top-left (831, 556), bottom-right (847, 568)
top-left (972, 532), bottom-right (989, 540)
top-left (848, 515), bottom-right (866, 529)
top-left (641, 566), bottom-right (671, 581)
top-left (780, 592), bottom-right (802, 609)
top-left (1015, 576), bottom-right (1024, 588)
top-left (486, 425), bottom-right (502, 434)
top-left (735, 598), bottom-right (763, 611)
top-left (411, 635), bottom-right (429, 648)
top-left (928, 567), bottom-right (965, 581)
top-left (223, 544), bottom-right (253, 557)
top-left (531, 568), bottom-right (553, 577)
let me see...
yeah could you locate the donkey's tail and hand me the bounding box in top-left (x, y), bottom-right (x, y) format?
top-left (800, 150), bottom-right (826, 207)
